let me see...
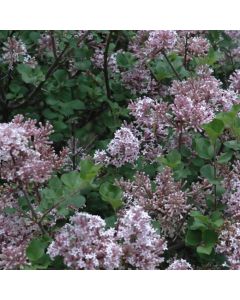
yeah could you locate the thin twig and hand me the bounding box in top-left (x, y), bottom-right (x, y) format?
top-left (0, 73), bottom-right (9, 121)
top-left (183, 33), bottom-right (189, 70)
top-left (28, 44), bottom-right (69, 100)
top-left (34, 183), bottom-right (42, 204)
top-left (50, 30), bottom-right (58, 59)
top-left (213, 143), bottom-right (217, 210)
top-left (39, 188), bottom-right (82, 223)
top-left (103, 31), bottom-right (113, 100)
top-left (162, 51), bottom-right (181, 80)
top-left (178, 122), bottom-right (183, 150)
top-left (9, 43), bottom-right (69, 109)
top-left (71, 121), bottom-right (77, 170)
top-left (21, 185), bottom-right (46, 235)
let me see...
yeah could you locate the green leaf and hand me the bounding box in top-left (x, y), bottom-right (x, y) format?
top-left (17, 64), bottom-right (32, 83)
top-left (202, 230), bottom-right (218, 245)
top-left (53, 69), bottom-right (68, 82)
top-left (151, 58), bottom-right (176, 80)
top-left (68, 100), bottom-right (86, 110)
top-left (99, 182), bottom-right (123, 210)
top-left (151, 220), bottom-right (162, 234)
top-left (216, 183), bottom-right (226, 197)
top-left (211, 212), bottom-right (224, 228)
top-left (76, 60), bottom-right (92, 71)
top-left (180, 145), bottom-right (192, 158)
top-left (17, 64), bottom-right (45, 85)
top-left (66, 194), bottom-right (86, 208)
top-left (218, 150), bottom-right (233, 164)
top-left (105, 215), bottom-right (117, 228)
top-left (166, 149), bottom-right (181, 168)
top-left (80, 159), bottom-right (101, 182)
top-left (197, 244), bottom-right (213, 255)
top-left (212, 218), bottom-right (224, 228)
top-left (224, 140), bottom-right (240, 150)
top-left (174, 164), bottom-right (191, 180)
top-left (190, 211), bottom-right (203, 218)
top-left (202, 119), bottom-right (224, 143)
top-left (185, 230), bottom-right (202, 246)
top-left (216, 104), bottom-right (240, 128)
top-left (192, 157), bottom-right (205, 167)
top-left (61, 171), bottom-right (82, 189)
top-left (195, 48), bottom-right (219, 66)
top-left (52, 120), bottom-right (68, 131)
top-left (195, 138), bottom-right (214, 160)
top-left (26, 237), bottom-right (49, 261)
top-left (190, 220), bottom-right (208, 231)
top-left (42, 109), bottom-right (59, 120)
top-left (194, 215), bottom-right (211, 225)
top-left (189, 211), bottom-right (210, 230)
top-left (200, 164), bottom-right (214, 181)
top-left (48, 176), bottom-right (63, 191)
top-left (116, 52), bottom-right (136, 68)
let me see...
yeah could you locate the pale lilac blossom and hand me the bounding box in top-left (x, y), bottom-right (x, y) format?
top-left (0, 115), bottom-right (67, 183)
top-left (167, 259), bottom-right (193, 270)
top-left (117, 205), bottom-right (167, 269)
top-left (2, 37), bottom-right (27, 69)
top-left (48, 212), bottom-right (122, 270)
top-left (216, 221), bottom-right (240, 270)
top-left (94, 126), bottom-right (140, 167)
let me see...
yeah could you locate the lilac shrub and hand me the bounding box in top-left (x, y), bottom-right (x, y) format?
top-left (1, 30), bottom-right (240, 270)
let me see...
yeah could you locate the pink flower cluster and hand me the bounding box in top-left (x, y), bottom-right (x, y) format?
top-left (0, 213), bottom-right (38, 269)
top-left (175, 32), bottom-right (210, 60)
top-left (48, 212), bottom-right (122, 269)
top-left (129, 30), bottom-right (149, 60)
top-left (118, 168), bottom-right (190, 237)
top-left (2, 36), bottom-right (37, 69)
top-left (187, 36), bottom-right (210, 57)
top-left (0, 115), bottom-right (67, 184)
top-left (129, 30), bottom-right (209, 64)
top-left (225, 31), bottom-right (240, 62)
top-left (146, 30), bottom-right (177, 57)
top-left (117, 205), bottom-right (167, 269)
top-left (48, 206), bottom-right (167, 270)
top-left (167, 258), bottom-right (192, 270)
top-left (224, 179), bottom-right (240, 220)
top-left (128, 97), bottom-right (169, 132)
top-left (94, 97), bottom-right (171, 164)
top-left (171, 95), bottom-right (214, 131)
top-left (2, 37), bottom-right (27, 69)
top-left (229, 70), bottom-right (240, 93)
top-left (0, 184), bottom-right (18, 211)
top-left (96, 62), bottom-right (240, 166)
top-left (38, 33), bottom-right (53, 53)
top-left (94, 126), bottom-right (140, 167)
top-left (222, 160), bottom-right (240, 220)
top-left (170, 65), bottom-right (239, 130)
top-left (129, 97), bottom-right (169, 160)
top-left (225, 31), bottom-right (240, 40)
top-left (121, 64), bottom-right (162, 96)
top-left (91, 48), bottom-right (119, 74)
top-left (216, 221), bottom-right (240, 270)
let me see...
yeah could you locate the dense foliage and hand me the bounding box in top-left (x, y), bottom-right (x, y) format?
top-left (1, 30), bottom-right (240, 270)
